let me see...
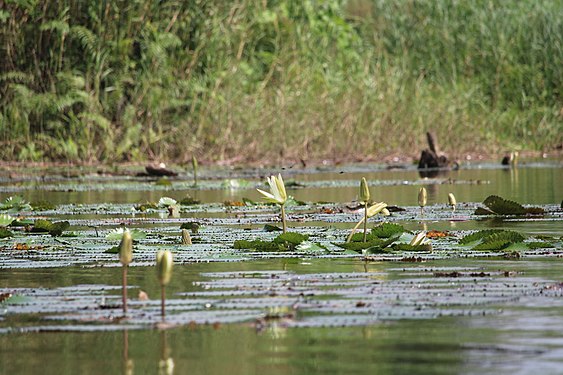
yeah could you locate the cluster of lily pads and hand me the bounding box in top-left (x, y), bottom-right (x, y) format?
top-left (0, 172), bottom-right (560, 316)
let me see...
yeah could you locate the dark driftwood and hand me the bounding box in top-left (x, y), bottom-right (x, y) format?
top-left (144, 165), bottom-right (178, 177)
top-left (418, 132), bottom-right (449, 170)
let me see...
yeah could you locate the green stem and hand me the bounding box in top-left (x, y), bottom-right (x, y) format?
top-left (346, 217), bottom-right (366, 243)
top-left (161, 284), bottom-right (166, 319)
top-left (122, 265), bottom-right (128, 315)
top-left (281, 204), bottom-right (287, 234)
top-left (363, 202), bottom-right (368, 242)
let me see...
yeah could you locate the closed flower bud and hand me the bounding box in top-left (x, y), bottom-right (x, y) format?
top-left (181, 229), bottom-right (192, 245)
top-left (359, 177), bottom-right (370, 203)
top-left (418, 187), bottom-right (427, 208)
top-left (119, 230), bottom-right (133, 265)
top-left (156, 250), bottom-right (173, 286)
top-left (448, 193), bottom-right (457, 208)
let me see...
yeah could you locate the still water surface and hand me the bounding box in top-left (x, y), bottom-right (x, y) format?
top-left (1, 163), bottom-right (562, 374)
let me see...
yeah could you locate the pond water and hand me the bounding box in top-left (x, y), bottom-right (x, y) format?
top-left (0, 161), bottom-right (562, 374)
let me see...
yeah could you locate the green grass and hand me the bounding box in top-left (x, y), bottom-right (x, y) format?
top-left (0, 0), bottom-right (561, 164)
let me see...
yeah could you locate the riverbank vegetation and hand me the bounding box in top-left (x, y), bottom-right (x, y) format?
top-left (1, 0), bottom-right (561, 164)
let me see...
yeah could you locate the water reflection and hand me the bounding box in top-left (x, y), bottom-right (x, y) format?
top-left (159, 331), bottom-right (175, 375)
top-left (123, 330), bottom-right (134, 375)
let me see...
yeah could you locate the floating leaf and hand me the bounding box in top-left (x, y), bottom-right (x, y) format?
top-left (0, 228), bottom-right (13, 238)
top-left (264, 224), bottom-right (283, 232)
top-left (0, 196), bottom-right (32, 211)
top-left (475, 195), bottom-right (544, 215)
top-left (179, 196), bottom-right (200, 205)
top-left (370, 223), bottom-right (406, 238)
top-left (0, 214), bottom-right (14, 226)
top-left (155, 177), bottom-right (172, 186)
top-left (459, 230), bottom-right (503, 245)
top-left (30, 200), bottom-right (56, 211)
top-left (295, 241), bottom-right (327, 252)
top-left (468, 230), bottom-right (526, 251)
top-left (30, 219), bottom-right (69, 237)
top-left (233, 239), bottom-right (282, 252)
top-left (392, 243), bottom-right (433, 252)
top-left (526, 241), bottom-right (554, 249)
top-left (273, 232), bottom-right (309, 246)
top-left (106, 228), bottom-right (146, 241)
top-left (135, 202), bottom-right (158, 211)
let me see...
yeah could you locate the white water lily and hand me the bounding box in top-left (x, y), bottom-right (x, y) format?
top-left (158, 197), bottom-right (177, 207)
top-left (410, 232), bottom-right (430, 246)
top-left (257, 174), bottom-right (287, 205)
top-left (448, 193), bottom-right (457, 211)
top-left (257, 174), bottom-right (289, 233)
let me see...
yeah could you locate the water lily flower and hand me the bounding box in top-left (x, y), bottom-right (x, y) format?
top-left (448, 193), bottom-right (457, 212)
top-left (418, 187), bottom-right (427, 215)
top-left (410, 231), bottom-right (430, 246)
top-left (257, 174), bottom-right (289, 233)
top-left (257, 174), bottom-right (287, 205)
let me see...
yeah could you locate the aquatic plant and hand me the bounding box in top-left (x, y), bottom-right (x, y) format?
top-left (448, 193), bottom-right (457, 212)
top-left (410, 232), bottom-right (430, 246)
top-left (475, 195), bottom-right (544, 216)
top-left (418, 187), bottom-right (427, 215)
top-left (156, 250), bottom-right (173, 318)
top-left (0, 214), bottom-right (14, 227)
top-left (359, 178), bottom-right (370, 242)
top-left (119, 230), bottom-right (133, 314)
top-left (181, 229), bottom-right (192, 245)
top-left (257, 174), bottom-right (289, 233)
top-left (346, 202), bottom-right (388, 243)
top-left (192, 155), bottom-right (198, 187)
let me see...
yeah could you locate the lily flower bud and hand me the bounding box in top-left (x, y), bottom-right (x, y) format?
top-left (156, 250), bottom-right (173, 286)
top-left (359, 177), bottom-right (370, 204)
top-left (119, 230), bottom-right (133, 266)
top-left (418, 187), bottom-right (427, 208)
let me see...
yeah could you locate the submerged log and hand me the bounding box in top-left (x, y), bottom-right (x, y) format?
top-left (143, 163), bottom-right (178, 177)
top-left (418, 132), bottom-right (450, 169)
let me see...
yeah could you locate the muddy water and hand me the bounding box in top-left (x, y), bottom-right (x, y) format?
top-left (1, 163), bottom-right (562, 374)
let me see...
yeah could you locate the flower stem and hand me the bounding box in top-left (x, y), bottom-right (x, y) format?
top-left (161, 285), bottom-right (166, 319)
top-left (122, 265), bottom-right (128, 315)
top-left (363, 202), bottom-right (368, 242)
top-left (281, 204), bottom-right (287, 234)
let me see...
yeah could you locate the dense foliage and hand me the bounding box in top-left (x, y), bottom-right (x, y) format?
top-left (1, 0), bottom-right (561, 163)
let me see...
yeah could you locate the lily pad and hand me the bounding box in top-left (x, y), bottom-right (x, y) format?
top-left (0, 228), bottom-right (13, 238)
top-left (475, 195), bottom-right (544, 215)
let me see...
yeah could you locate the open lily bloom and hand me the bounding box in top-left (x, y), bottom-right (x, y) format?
top-left (257, 174), bottom-right (287, 205)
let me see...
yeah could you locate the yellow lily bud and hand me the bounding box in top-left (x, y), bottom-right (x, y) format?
top-left (410, 232), bottom-right (429, 246)
top-left (381, 208), bottom-right (390, 216)
top-left (181, 229), bottom-right (192, 245)
top-left (119, 230), bottom-right (133, 266)
top-left (156, 250), bottom-right (173, 286)
top-left (359, 177), bottom-right (370, 203)
top-left (418, 187), bottom-right (427, 208)
top-left (448, 193), bottom-right (457, 210)
top-left (366, 202), bottom-right (388, 217)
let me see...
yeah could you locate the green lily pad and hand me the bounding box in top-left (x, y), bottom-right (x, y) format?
top-left (30, 200), bottom-right (56, 211)
top-left (0, 214), bottom-right (14, 226)
top-left (475, 195), bottom-right (544, 215)
top-left (370, 223), bottom-right (407, 238)
top-left (264, 224), bottom-right (283, 232)
top-left (106, 228), bottom-right (147, 241)
top-left (0, 228), bottom-right (13, 238)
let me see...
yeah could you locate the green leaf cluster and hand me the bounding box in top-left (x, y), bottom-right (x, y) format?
top-left (32, 219), bottom-right (70, 237)
top-left (459, 230), bottom-right (526, 251)
top-left (475, 195), bottom-right (544, 216)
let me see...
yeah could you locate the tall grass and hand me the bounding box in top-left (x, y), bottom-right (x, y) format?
top-left (0, 0), bottom-right (561, 164)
